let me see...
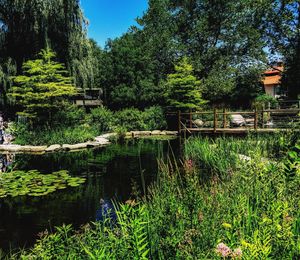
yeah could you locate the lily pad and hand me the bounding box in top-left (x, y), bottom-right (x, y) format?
top-left (0, 170), bottom-right (86, 198)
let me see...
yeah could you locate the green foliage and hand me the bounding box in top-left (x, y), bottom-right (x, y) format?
top-left (52, 103), bottom-right (86, 127)
top-left (143, 106), bottom-right (167, 130)
top-left (114, 108), bottom-right (146, 131)
top-left (0, 170), bottom-right (85, 198)
top-left (14, 124), bottom-right (96, 146)
top-left (253, 94), bottom-right (278, 109)
top-left (9, 48), bottom-right (77, 123)
top-left (8, 133), bottom-right (300, 259)
top-left (0, 0), bottom-right (96, 91)
top-left (165, 58), bottom-right (206, 111)
top-left (88, 107), bottom-right (114, 133)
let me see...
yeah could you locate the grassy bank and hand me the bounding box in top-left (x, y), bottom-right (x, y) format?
top-left (5, 133), bottom-right (300, 259)
top-left (12, 106), bottom-right (167, 145)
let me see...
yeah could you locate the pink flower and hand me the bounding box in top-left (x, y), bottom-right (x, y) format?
top-left (232, 248), bottom-right (242, 258)
top-left (216, 243), bottom-right (232, 257)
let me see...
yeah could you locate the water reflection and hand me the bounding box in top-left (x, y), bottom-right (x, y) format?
top-left (0, 153), bottom-right (14, 173)
top-left (0, 138), bottom-right (180, 251)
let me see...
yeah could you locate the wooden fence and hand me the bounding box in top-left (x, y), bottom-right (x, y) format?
top-left (167, 108), bottom-right (300, 134)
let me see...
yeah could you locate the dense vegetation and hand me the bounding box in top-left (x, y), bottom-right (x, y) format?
top-left (1, 0), bottom-right (300, 258)
top-left (1, 0), bottom-right (300, 113)
top-left (5, 133), bottom-right (299, 259)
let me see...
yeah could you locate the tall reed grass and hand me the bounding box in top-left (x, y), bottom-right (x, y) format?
top-left (6, 133), bottom-right (300, 259)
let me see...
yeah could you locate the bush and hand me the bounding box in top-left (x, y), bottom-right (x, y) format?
top-left (253, 94), bottom-right (278, 109)
top-left (143, 106), bottom-right (167, 130)
top-left (114, 108), bottom-right (146, 131)
top-left (89, 107), bottom-right (114, 133)
top-left (52, 103), bottom-right (86, 127)
top-left (14, 124), bottom-right (96, 145)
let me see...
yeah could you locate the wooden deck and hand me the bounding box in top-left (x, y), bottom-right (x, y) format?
top-left (168, 107), bottom-right (300, 135)
top-left (185, 128), bottom-right (299, 134)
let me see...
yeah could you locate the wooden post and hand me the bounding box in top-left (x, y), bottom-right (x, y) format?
top-left (262, 110), bottom-right (264, 129)
top-left (178, 111), bottom-right (181, 133)
top-left (189, 110), bottom-right (192, 128)
top-left (214, 108), bottom-right (217, 133)
top-left (254, 107), bottom-right (258, 130)
top-left (223, 108), bottom-right (226, 128)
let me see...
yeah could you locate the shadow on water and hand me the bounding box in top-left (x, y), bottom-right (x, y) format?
top-left (0, 137), bottom-right (181, 251)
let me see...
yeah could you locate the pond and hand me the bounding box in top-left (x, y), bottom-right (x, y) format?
top-left (0, 137), bottom-right (180, 251)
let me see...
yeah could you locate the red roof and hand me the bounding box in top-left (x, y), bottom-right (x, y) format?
top-left (262, 66), bottom-right (283, 86)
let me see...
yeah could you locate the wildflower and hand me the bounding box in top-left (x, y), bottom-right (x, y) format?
top-left (216, 242), bottom-right (232, 257)
top-left (232, 248), bottom-right (242, 258)
top-left (222, 222), bottom-right (232, 229)
top-left (241, 239), bottom-right (251, 248)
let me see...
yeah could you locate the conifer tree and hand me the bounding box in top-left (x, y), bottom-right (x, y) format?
top-left (165, 57), bottom-right (206, 111)
top-left (9, 48), bottom-right (77, 122)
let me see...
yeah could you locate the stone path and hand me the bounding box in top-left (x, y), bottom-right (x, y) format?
top-left (0, 131), bottom-right (178, 154)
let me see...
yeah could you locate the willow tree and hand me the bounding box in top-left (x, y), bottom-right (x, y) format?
top-left (0, 0), bottom-right (97, 105)
top-left (9, 48), bottom-right (77, 123)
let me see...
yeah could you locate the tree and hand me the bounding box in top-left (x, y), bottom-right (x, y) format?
top-left (0, 0), bottom-right (96, 99)
top-left (264, 0), bottom-right (300, 99)
top-left (165, 57), bottom-right (206, 111)
top-left (9, 48), bottom-right (77, 123)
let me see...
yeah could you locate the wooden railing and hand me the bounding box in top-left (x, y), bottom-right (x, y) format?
top-left (168, 108), bottom-right (300, 134)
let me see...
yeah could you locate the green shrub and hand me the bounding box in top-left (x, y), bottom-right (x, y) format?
top-left (89, 107), bottom-right (114, 133)
top-left (52, 103), bottom-right (86, 127)
top-left (114, 108), bottom-right (146, 131)
top-left (143, 106), bottom-right (167, 130)
top-left (14, 124), bottom-right (96, 145)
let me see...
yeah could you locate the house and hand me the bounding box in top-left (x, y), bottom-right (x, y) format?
top-left (74, 88), bottom-right (103, 107)
top-left (262, 62), bottom-right (285, 98)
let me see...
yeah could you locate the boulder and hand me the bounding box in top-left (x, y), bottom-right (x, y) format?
top-left (45, 144), bottom-right (61, 152)
top-left (194, 119), bottom-right (204, 127)
top-left (230, 114), bottom-right (246, 127)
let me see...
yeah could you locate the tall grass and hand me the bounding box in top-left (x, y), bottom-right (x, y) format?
top-left (6, 133), bottom-right (300, 259)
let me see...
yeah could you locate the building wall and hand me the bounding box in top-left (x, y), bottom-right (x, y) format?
top-left (264, 85), bottom-right (275, 97)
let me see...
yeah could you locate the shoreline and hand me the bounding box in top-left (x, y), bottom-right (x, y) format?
top-left (0, 130), bottom-right (178, 154)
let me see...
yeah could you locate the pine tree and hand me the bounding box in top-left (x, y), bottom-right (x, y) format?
top-left (165, 57), bottom-right (206, 111)
top-left (9, 48), bottom-right (77, 122)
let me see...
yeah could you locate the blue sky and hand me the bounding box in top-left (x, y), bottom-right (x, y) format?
top-left (81, 0), bottom-right (149, 48)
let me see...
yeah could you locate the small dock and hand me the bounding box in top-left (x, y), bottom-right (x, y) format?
top-left (168, 108), bottom-right (300, 135)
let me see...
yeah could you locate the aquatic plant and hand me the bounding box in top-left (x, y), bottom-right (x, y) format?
top-left (5, 134), bottom-right (300, 259)
top-left (0, 170), bottom-right (85, 198)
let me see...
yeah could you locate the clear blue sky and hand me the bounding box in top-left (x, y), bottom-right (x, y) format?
top-left (81, 0), bottom-right (149, 48)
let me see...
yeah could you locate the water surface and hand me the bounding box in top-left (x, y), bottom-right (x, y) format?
top-left (0, 138), bottom-right (179, 251)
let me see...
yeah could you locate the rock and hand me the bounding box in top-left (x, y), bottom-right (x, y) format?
top-left (0, 144), bottom-right (22, 152)
top-left (45, 144), bottom-right (61, 152)
top-left (62, 143), bottom-right (88, 151)
top-left (98, 133), bottom-right (117, 139)
top-left (94, 137), bottom-right (111, 145)
top-left (230, 114), bottom-right (246, 127)
top-left (151, 130), bottom-right (162, 135)
top-left (125, 132), bottom-right (133, 137)
top-left (194, 119), bottom-right (204, 127)
top-left (139, 131), bottom-right (152, 136)
top-left (20, 146), bottom-right (47, 152)
top-left (164, 131), bottom-right (178, 135)
top-left (86, 142), bottom-right (106, 148)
